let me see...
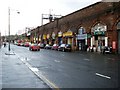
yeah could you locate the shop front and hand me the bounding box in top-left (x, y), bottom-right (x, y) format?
top-left (76, 27), bottom-right (88, 51)
top-left (58, 31), bottom-right (63, 46)
top-left (51, 32), bottom-right (56, 45)
top-left (77, 34), bottom-right (87, 51)
top-left (63, 30), bottom-right (73, 44)
top-left (46, 34), bottom-right (51, 44)
top-left (42, 34), bottom-right (47, 44)
top-left (117, 21), bottom-right (120, 54)
top-left (91, 23), bottom-right (107, 52)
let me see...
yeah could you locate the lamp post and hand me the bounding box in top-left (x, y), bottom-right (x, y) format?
top-left (8, 7), bottom-right (20, 51)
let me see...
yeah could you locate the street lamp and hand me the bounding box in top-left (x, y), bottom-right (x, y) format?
top-left (8, 7), bottom-right (20, 51)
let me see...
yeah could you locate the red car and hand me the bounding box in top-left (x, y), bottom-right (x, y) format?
top-left (24, 42), bottom-right (30, 47)
top-left (17, 43), bottom-right (21, 46)
top-left (29, 44), bottom-right (40, 51)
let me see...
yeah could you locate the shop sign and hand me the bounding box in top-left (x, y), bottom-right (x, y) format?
top-left (52, 32), bottom-right (55, 39)
top-left (47, 34), bottom-right (50, 39)
top-left (39, 38), bottom-right (41, 41)
top-left (63, 31), bottom-right (73, 37)
top-left (112, 41), bottom-right (116, 49)
top-left (43, 34), bottom-right (47, 39)
top-left (77, 34), bottom-right (87, 40)
top-left (34, 37), bottom-right (36, 40)
top-left (94, 31), bottom-right (105, 35)
top-left (58, 31), bottom-right (62, 37)
top-left (87, 34), bottom-right (91, 38)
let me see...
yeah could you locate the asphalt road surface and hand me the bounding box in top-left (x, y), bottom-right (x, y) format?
top-left (1, 44), bottom-right (119, 89)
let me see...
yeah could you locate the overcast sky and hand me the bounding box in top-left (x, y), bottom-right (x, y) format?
top-left (0, 0), bottom-right (101, 36)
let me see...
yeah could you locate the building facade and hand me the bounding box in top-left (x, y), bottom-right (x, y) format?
top-left (29, 2), bottom-right (120, 53)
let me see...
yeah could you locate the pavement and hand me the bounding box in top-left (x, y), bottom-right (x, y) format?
top-left (0, 46), bottom-right (51, 89)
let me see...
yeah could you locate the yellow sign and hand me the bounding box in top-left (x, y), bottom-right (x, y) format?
top-left (63, 31), bottom-right (73, 37)
top-left (58, 31), bottom-right (62, 37)
top-left (43, 35), bottom-right (47, 39)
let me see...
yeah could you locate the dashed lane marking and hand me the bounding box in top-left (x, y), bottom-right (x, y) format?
top-left (95, 73), bottom-right (111, 79)
top-left (54, 60), bottom-right (60, 63)
top-left (84, 58), bottom-right (90, 61)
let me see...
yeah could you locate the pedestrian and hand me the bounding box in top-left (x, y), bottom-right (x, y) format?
top-left (4, 42), bottom-right (6, 47)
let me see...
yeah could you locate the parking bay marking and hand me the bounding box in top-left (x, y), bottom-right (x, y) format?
top-left (95, 73), bottom-right (111, 79)
top-left (84, 58), bottom-right (90, 61)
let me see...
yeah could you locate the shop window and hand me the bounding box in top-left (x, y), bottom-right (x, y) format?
top-left (78, 27), bottom-right (86, 34)
top-left (117, 21), bottom-right (120, 30)
top-left (91, 23), bottom-right (107, 33)
top-left (95, 36), bottom-right (98, 40)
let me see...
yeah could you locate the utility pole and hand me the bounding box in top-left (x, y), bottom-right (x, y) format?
top-left (41, 9), bottom-right (62, 25)
top-left (8, 7), bottom-right (10, 51)
top-left (7, 7), bottom-right (20, 53)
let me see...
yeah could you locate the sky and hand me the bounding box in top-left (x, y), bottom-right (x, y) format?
top-left (0, 0), bottom-right (101, 36)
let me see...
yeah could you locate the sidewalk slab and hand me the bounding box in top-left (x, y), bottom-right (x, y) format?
top-left (1, 47), bottom-right (50, 88)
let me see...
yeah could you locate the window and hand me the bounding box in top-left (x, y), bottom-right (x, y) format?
top-left (91, 23), bottom-right (107, 32)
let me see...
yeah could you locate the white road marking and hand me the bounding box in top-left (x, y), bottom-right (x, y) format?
top-left (95, 73), bottom-right (111, 79)
top-left (84, 58), bottom-right (90, 61)
top-left (54, 60), bottom-right (60, 63)
top-left (19, 56), bottom-right (60, 90)
top-left (30, 67), bottom-right (39, 72)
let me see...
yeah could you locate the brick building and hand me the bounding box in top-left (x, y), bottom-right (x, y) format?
top-left (29, 2), bottom-right (120, 53)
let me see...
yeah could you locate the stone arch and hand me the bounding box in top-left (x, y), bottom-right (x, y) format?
top-left (116, 18), bottom-right (120, 30)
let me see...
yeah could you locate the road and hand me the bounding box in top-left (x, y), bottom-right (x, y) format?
top-left (1, 44), bottom-right (119, 89)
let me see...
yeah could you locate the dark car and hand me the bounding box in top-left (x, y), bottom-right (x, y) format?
top-left (29, 43), bottom-right (40, 51)
top-left (51, 44), bottom-right (59, 50)
top-left (103, 46), bottom-right (112, 54)
top-left (58, 44), bottom-right (72, 52)
top-left (44, 44), bottom-right (52, 49)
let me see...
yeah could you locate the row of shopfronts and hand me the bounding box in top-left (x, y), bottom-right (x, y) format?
top-left (23, 2), bottom-right (120, 54)
top-left (28, 21), bottom-right (120, 54)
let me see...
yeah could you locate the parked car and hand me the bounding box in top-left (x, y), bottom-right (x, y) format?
top-left (103, 46), bottom-right (112, 54)
top-left (29, 43), bottom-right (40, 51)
top-left (44, 44), bottom-right (52, 49)
top-left (24, 42), bottom-right (30, 47)
top-left (20, 42), bottom-right (25, 46)
top-left (17, 42), bottom-right (21, 46)
top-left (38, 43), bottom-right (45, 49)
top-left (51, 44), bottom-right (59, 50)
top-left (58, 44), bottom-right (72, 52)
